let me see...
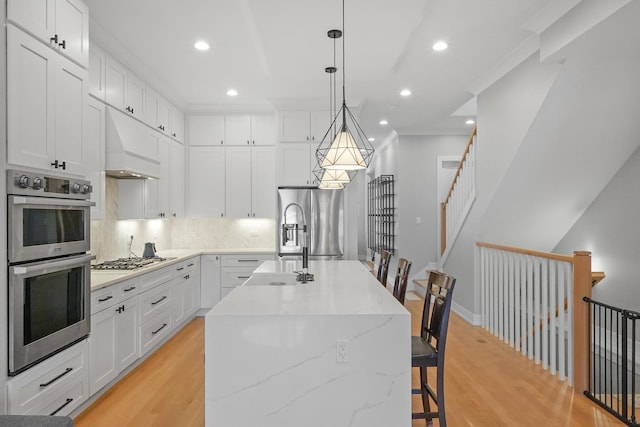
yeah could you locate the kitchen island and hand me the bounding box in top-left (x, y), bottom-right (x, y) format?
top-left (204, 260), bottom-right (411, 427)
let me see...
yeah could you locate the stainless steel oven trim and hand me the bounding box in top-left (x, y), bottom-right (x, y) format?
top-left (8, 195), bottom-right (93, 263)
top-left (9, 254), bottom-right (93, 375)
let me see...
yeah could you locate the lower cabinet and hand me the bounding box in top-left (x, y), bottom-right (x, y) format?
top-left (172, 257), bottom-right (201, 326)
top-left (220, 254), bottom-right (274, 299)
top-left (7, 341), bottom-right (89, 416)
top-left (200, 255), bottom-right (222, 310)
top-left (89, 279), bottom-right (140, 395)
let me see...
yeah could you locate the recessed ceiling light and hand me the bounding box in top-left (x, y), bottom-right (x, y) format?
top-left (194, 41), bottom-right (210, 51)
top-left (226, 89), bottom-right (238, 97)
top-left (400, 89), bottom-right (412, 97)
top-left (368, 137), bottom-right (375, 142)
top-left (465, 119), bottom-right (475, 125)
top-left (432, 41), bottom-right (448, 52)
top-left (379, 120), bottom-right (388, 126)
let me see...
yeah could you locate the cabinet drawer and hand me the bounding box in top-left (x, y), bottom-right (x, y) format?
top-left (91, 285), bottom-right (120, 314)
top-left (172, 257), bottom-right (200, 277)
top-left (220, 254), bottom-right (272, 268)
top-left (139, 282), bottom-right (172, 325)
top-left (140, 309), bottom-right (172, 356)
top-left (25, 375), bottom-right (88, 416)
top-left (8, 341), bottom-right (88, 415)
top-left (117, 278), bottom-right (140, 299)
top-left (139, 265), bottom-right (173, 292)
top-left (221, 267), bottom-right (254, 288)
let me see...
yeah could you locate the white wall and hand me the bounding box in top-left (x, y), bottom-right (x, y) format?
top-left (553, 145), bottom-right (640, 311)
top-left (397, 135), bottom-right (467, 276)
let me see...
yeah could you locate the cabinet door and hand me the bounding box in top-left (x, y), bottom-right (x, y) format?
top-left (105, 56), bottom-right (127, 112)
top-left (225, 115), bottom-right (251, 145)
top-left (172, 276), bottom-right (185, 326)
top-left (54, 55), bottom-right (87, 175)
top-left (115, 297), bottom-right (140, 371)
top-left (188, 265), bottom-right (201, 316)
top-left (54, 0), bottom-right (89, 67)
top-left (277, 143), bottom-right (313, 186)
top-left (170, 105), bottom-right (185, 143)
top-left (200, 255), bottom-right (221, 309)
top-left (279, 111), bottom-right (310, 142)
top-left (225, 146), bottom-right (252, 218)
top-left (89, 307), bottom-right (118, 395)
top-left (188, 115), bottom-right (225, 146)
top-left (86, 98), bottom-right (106, 219)
top-left (148, 137), bottom-right (171, 218)
top-left (7, 26), bottom-right (56, 171)
top-left (126, 71), bottom-right (146, 121)
top-left (187, 146), bottom-right (226, 217)
top-left (157, 96), bottom-right (171, 135)
top-left (250, 115), bottom-right (275, 145)
top-left (7, 0), bottom-right (55, 43)
top-left (170, 141), bottom-right (185, 218)
top-left (251, 146), bottom-right (276, 218)
top-left (88, 41), bottom-right (106, 100)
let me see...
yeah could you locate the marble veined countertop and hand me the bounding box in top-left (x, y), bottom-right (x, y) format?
top-left (209, 260), bottom-right (408, 316)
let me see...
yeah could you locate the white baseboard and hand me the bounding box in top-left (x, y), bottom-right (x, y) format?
top-left (451, 301), bottom-right (481, 326)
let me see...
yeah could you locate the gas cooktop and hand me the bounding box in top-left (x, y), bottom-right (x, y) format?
top-left (91, 257), bottom-right (173, 270)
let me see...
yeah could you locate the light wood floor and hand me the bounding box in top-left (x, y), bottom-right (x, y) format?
top-left (74, 294), bottom-right (623, 427)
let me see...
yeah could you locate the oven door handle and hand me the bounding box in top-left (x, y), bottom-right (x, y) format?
top-left (11, 254), bottom-right (95, 276)
top-left (10, 196), bottom-right (96, 207)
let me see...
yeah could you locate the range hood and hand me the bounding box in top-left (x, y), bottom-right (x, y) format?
top-left (105, 106), bottom-right (160, 179)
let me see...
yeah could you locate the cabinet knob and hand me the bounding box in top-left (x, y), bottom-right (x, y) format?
top-left (220, 140), bottom-right (223, 145)
top-left (59, 40), bottom-right (66, 49)
top-left (50, 34), bottom-right (58, 45)
top-left (173, 133), bottom-right (177, 137)
top-left (247, 140), bottom-right (250, 145)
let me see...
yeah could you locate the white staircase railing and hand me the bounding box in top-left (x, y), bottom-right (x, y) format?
top-left (477, 242), bottom-right (593, 389)
top-left (440, 127), bottom-right (476, 259)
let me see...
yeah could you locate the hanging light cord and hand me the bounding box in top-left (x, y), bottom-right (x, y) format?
top-left (341, 0), bottom-right (347, 131)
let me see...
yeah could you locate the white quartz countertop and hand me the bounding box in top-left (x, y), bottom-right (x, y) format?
top-left (90, 248), bottom-right (275, 291)
top-left (208, 260), bottom-right (408, 316)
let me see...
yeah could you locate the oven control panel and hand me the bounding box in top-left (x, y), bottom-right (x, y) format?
top-left (7, 169), bottom-right (92, 199)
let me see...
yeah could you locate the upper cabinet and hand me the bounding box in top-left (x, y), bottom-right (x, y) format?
top-left (7, 26), bottom-right (87, 175)
top-left (145, 86), bottom-right (171, 136)
top-left (88, 41), bottom-right (106, 100)
top-left (278, 111), bottom-right (331, 143)
top-left (170, 105), bottom-right (185, 143)
top-left (105, 56), bottom-right (145, 121)
top-left (188, 114), bottom-right (275, 146)
top-left (7, 0), bottom-right (89, 68)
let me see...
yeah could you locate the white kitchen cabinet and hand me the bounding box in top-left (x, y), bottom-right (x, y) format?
top-left (277, 142), bottom-right (321, 186)
top-left (170, 104), bottom-right (185, 143)
top-left (7, 0), bottom-right (89, 68)
top-left (251, 115), bottom-right (276, 145)
top-left (186, 146), bottom-right (226, 217)
top-left (7, 341), bottom-right (89, 416)
top-left (188, 115), bottom-right (225, 146)
top-left (278, 111), bottom-right (330, 142)
top-left (170, 141), bottom-right (185, 218)
top-left (200, 255), bottom-right (222, 309)
top-left (220, 254), bottom-right (274, 300)
top-left (7, 26), bottom-right (87, 176)
top-left (225, 146), bottom-right (276, 218)
top-left (88, 41), bottom-right (106, 100)
top-left (146, 86), bottom-right (172, 135)
top-left (172, 257), bottom-right (201, 325)
top-left (86, 98), bottom-right (106, 219)
top-left (105, 55), bottom-right (145, 121)
top-left (88, 295), bottom-right (139, 395)
top-left (145, 136), bottom-right (171, 219)
top-left (224, 115), bottom-right (252, 145)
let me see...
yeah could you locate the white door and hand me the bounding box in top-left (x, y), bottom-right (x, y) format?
top-left (170, 105), bottom-right (185, 143)
top-left (115, 297), bottom-right (139, 372)
top-left (277, 143), bottom-right (312, 186)
top-left (170, 141), bottom-right (185, 218)
top-left (7, 27), bottom-right (56, 171)
top-left (89, 307), bottom-right (118, 395)
top-left (225, 115), bottom-right (251, 145)
top-left (85, 98), bottom-right (105, 219)
top-left (250, 115), bottom-right (275, 145)
top-left (251, 146), bottom-right (276, 218)
top-left (126, 71), bottom-right (146, 121)
top-left (189, 115), bottom-right (225, 146)
top-left (105, 56), bottom-right (127, 112)
top-left (54, 0), bottom-right (89, 67)
top-left (279, 111), bottom-right (310, 142)
top-left (187, 146), bottom-right (226, 217)
top-left (225, 146), bottom-right (252, 217)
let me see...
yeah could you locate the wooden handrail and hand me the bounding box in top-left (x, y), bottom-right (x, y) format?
top-left (476, 241), bottom-right (574, 263)
top-left (443, 126), bottom-right (476, 206)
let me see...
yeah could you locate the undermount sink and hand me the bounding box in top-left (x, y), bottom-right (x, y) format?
top-left (242, 274), bottom-right (299, 286)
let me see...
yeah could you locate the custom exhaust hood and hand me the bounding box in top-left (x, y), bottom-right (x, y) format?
top-left (105, 106), bottom-right (160, 179)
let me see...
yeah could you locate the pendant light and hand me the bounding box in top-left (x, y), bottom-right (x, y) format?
top-left (316, 0), bottom-right (374, 171)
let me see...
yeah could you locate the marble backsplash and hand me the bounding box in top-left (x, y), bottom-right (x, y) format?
top-left (90, 177), bottom-right (275, 262)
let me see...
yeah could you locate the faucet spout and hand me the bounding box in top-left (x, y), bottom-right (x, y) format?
top-left (283, 202), bottom-right (310, 281)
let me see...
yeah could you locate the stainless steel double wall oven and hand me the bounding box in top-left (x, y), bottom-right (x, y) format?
top-left (7, 169), bottom-right (93, 375)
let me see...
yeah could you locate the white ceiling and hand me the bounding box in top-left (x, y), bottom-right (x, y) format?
top-left (85, 0), bottom-right (556, 142)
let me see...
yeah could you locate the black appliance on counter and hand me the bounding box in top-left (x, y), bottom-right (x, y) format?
top-left (7, 169), bottom-right (94, 375)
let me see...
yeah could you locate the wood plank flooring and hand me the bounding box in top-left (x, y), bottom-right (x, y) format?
top-left (74, 294), bottom-right (623, 427)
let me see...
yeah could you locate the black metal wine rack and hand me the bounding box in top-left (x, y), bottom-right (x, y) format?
top-left (368, 174), bottom-right (395, 258)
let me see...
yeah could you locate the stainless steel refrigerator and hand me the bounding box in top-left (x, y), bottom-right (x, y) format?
top-left (277, 187), bottom-right (344, 259)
